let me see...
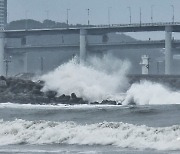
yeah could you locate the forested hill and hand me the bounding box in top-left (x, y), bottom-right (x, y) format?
top-left (6, 19), bottom-right (89, 30)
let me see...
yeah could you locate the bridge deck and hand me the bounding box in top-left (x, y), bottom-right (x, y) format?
top-left (3, 22), bottom-right (180, 38)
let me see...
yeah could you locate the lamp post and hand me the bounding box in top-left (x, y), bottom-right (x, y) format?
top-left (66, 9), bottom-right (70, 26)
top-left (171, 5), bottom-right (174, 23)
top-left (40, 57), bottom-right (44, 75)
top-left (139, 7), bottom-right (142, 25)
top-left (25, 10), bottom-right (29, 30)
top-left (4, 56), bottom-right (12, 77)
top-left (45, 10), bottom-right (49, 28)
top-left (127, 7), bottom-right (131, 24)
top-left (151, 5), bottom-right (154, 23)
top-left (108, 7), bottom-right (112, 26)
top-left (86, 8), bottom-right (90, 25)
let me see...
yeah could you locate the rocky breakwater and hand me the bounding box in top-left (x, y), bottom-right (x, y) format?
top-left (0, 76), bottom-right (118, 105)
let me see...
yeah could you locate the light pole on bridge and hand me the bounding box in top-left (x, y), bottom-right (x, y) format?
top-left (25, 10), bottom-right (29, 30)
top-left (45, 10), bottom-right (49, 28)
top-left (108, 7), bottom-right (112, 26)
top-left (86, 8), bottom-right (90, 25)
top-left (139, 7), bottom-right (142, 25)
top-left (127, 7), bottom-right (131, 24)
top-left (66, 9), bottom-right (70, 27)
top-left (151, 5), bottom-right (154, 24)
top-left (171, 5), bottom-right (174, 23)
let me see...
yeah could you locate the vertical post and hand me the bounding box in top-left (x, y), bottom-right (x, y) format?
top-left (0, 32), bottom-right (5, 76)
top-left (140, 7), bottom-right (142, 26)
top-left (151, 5), bottom-right (154, 24)
top-left (86, 8), bottom-right (90, 25)
top-left (25, 10), bottom-right (29, 30)
top-left (80, 29), bottom-right (87, 63)
top-left (41, 57), bottom-right (44, 75)
top-left (23, 52), bottom-right (28, 73)
top-left (171, 5), bottom-right (174, 23)
top-left (108, 7), bottom-right (112, 26)
top-left (66, 9), bottom-right (70, 27)
top-left (127, 7), bottom-right (131, 24)
top-left (165, 26), bottom-right (172, 75)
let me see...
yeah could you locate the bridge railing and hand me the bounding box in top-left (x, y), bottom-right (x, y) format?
top-left (87, 22), bottom-right (180, 29)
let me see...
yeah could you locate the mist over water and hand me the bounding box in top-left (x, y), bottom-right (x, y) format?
top-left (41, 54), bottom-right (130, 102)
top-left (41, 54), bottom-right (180, 105)
top-left (123, 81), bottom-right (180, 105)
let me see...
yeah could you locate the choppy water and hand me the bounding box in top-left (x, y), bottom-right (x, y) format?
top-left (1, 55), bottom-right (180, 153)
top-left (0, 103), bottom-right (180, 154)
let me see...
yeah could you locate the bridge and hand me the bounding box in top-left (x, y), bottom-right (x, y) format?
top-left (0, 22), bottom-right (180, 75)
top-left (5, 40), bottom-right (180, 52)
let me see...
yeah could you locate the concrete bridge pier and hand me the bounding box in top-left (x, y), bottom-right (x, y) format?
top-left (165, 26), bottom-right (173, 75)
top-left (80, 29), bottom-right (87, 63)
top-left (0, 32), bottom-right (5, 75)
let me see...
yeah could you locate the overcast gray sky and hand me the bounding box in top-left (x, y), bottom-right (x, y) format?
top-left (7, 0), bottom-right (180, 40)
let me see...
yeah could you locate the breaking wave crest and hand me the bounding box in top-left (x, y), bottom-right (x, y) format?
top-left (123, 80), bottom-right (180, 105)
top-left (41, 54), bottom-right (130, 102)
top-left (0, 119), bottom-right (180, 150)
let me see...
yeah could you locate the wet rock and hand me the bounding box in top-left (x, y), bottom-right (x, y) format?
top-left (55, 94), bottom-right (70, 104)
top-left (101, 100), bottom-right (117, 105)
top-left (71, 93), bottom-right (77, 99)
top-left (45, 90), bottom-right (57, 100)
top-left (90, 102), bottom-right (99, 105)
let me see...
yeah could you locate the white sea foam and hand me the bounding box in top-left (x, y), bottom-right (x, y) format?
top-left (0, 119), bottom-right (179, 150)
top-left (0, 102), bottom-right (120, 110)
top-left (40, 53), bottom-right (180, 105)
top-left (123, 80), bottom-right (180, 105)
top-left (41, 54), bottom-right (130, 102)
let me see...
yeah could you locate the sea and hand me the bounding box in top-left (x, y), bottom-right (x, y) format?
top-left (0, 103), bottom-right (179, 154)
top-left (0, 55), bottom-right (180, 153)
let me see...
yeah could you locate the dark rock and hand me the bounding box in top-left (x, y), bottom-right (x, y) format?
top-left (90, 102), bottom-right (99, 105)
top-left (55, 95), bottom-right (70, 103)
top-left (0, 76), bottom-right (6, 81)
top-left (71, 93), bottom-right (77, 99)
top-left (45, 91), bottom-right (57, 100)
top-left (101, 100), bottom-right (117, 105)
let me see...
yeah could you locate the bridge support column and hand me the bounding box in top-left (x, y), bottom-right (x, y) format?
top-left (165, 26), bottom-right (172, 75)
top-left (0, 33), bottom-right (5, 76)
top-left (80, 29), bottom-right (87, 63)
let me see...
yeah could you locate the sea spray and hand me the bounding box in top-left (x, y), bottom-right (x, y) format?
top-left (41, 54), bottom-right (130, 102)
top-left (123, 80), bottom-right (180, 105)
top-left (0, 119), bottom-right (179, 150)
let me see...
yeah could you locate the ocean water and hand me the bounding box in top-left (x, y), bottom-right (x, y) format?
top-left (1, 55), bottom-right (180, 153)
top-left (0, 103), bottom-right (180, 154)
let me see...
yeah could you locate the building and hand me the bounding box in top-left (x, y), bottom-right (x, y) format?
top-left (0, 0), bottom-right (7, 29)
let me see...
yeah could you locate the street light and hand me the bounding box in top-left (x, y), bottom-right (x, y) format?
top-left (86, 8), bottom-right (90, 25)
top-left (25, 10), bottom-right (29, 29)
top-left (4, 56), bottom-right (12, 77)
top-left (40, 57), bottom-right (44, 75)
top-left (66, 9), bottom-right (70, 26)
top-left (151, 5), bottom-right (154, 23)
top-left (127, 7), bottom-right (131, 24)
top-left (139, 7), bottom-right (142, 25)
top-left (171, 5), bottom-right (174, 23)
top-left (108, 7), bottom-right (112, 26)
top-left (45, 10), bottom-right (49, 28)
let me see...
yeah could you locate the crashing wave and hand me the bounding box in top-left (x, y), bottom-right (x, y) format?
top-left (0, 119), bottom-right (179, 150)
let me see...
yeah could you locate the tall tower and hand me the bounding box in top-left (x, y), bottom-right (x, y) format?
top-left (0, 0), bottom-right (7, 29)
